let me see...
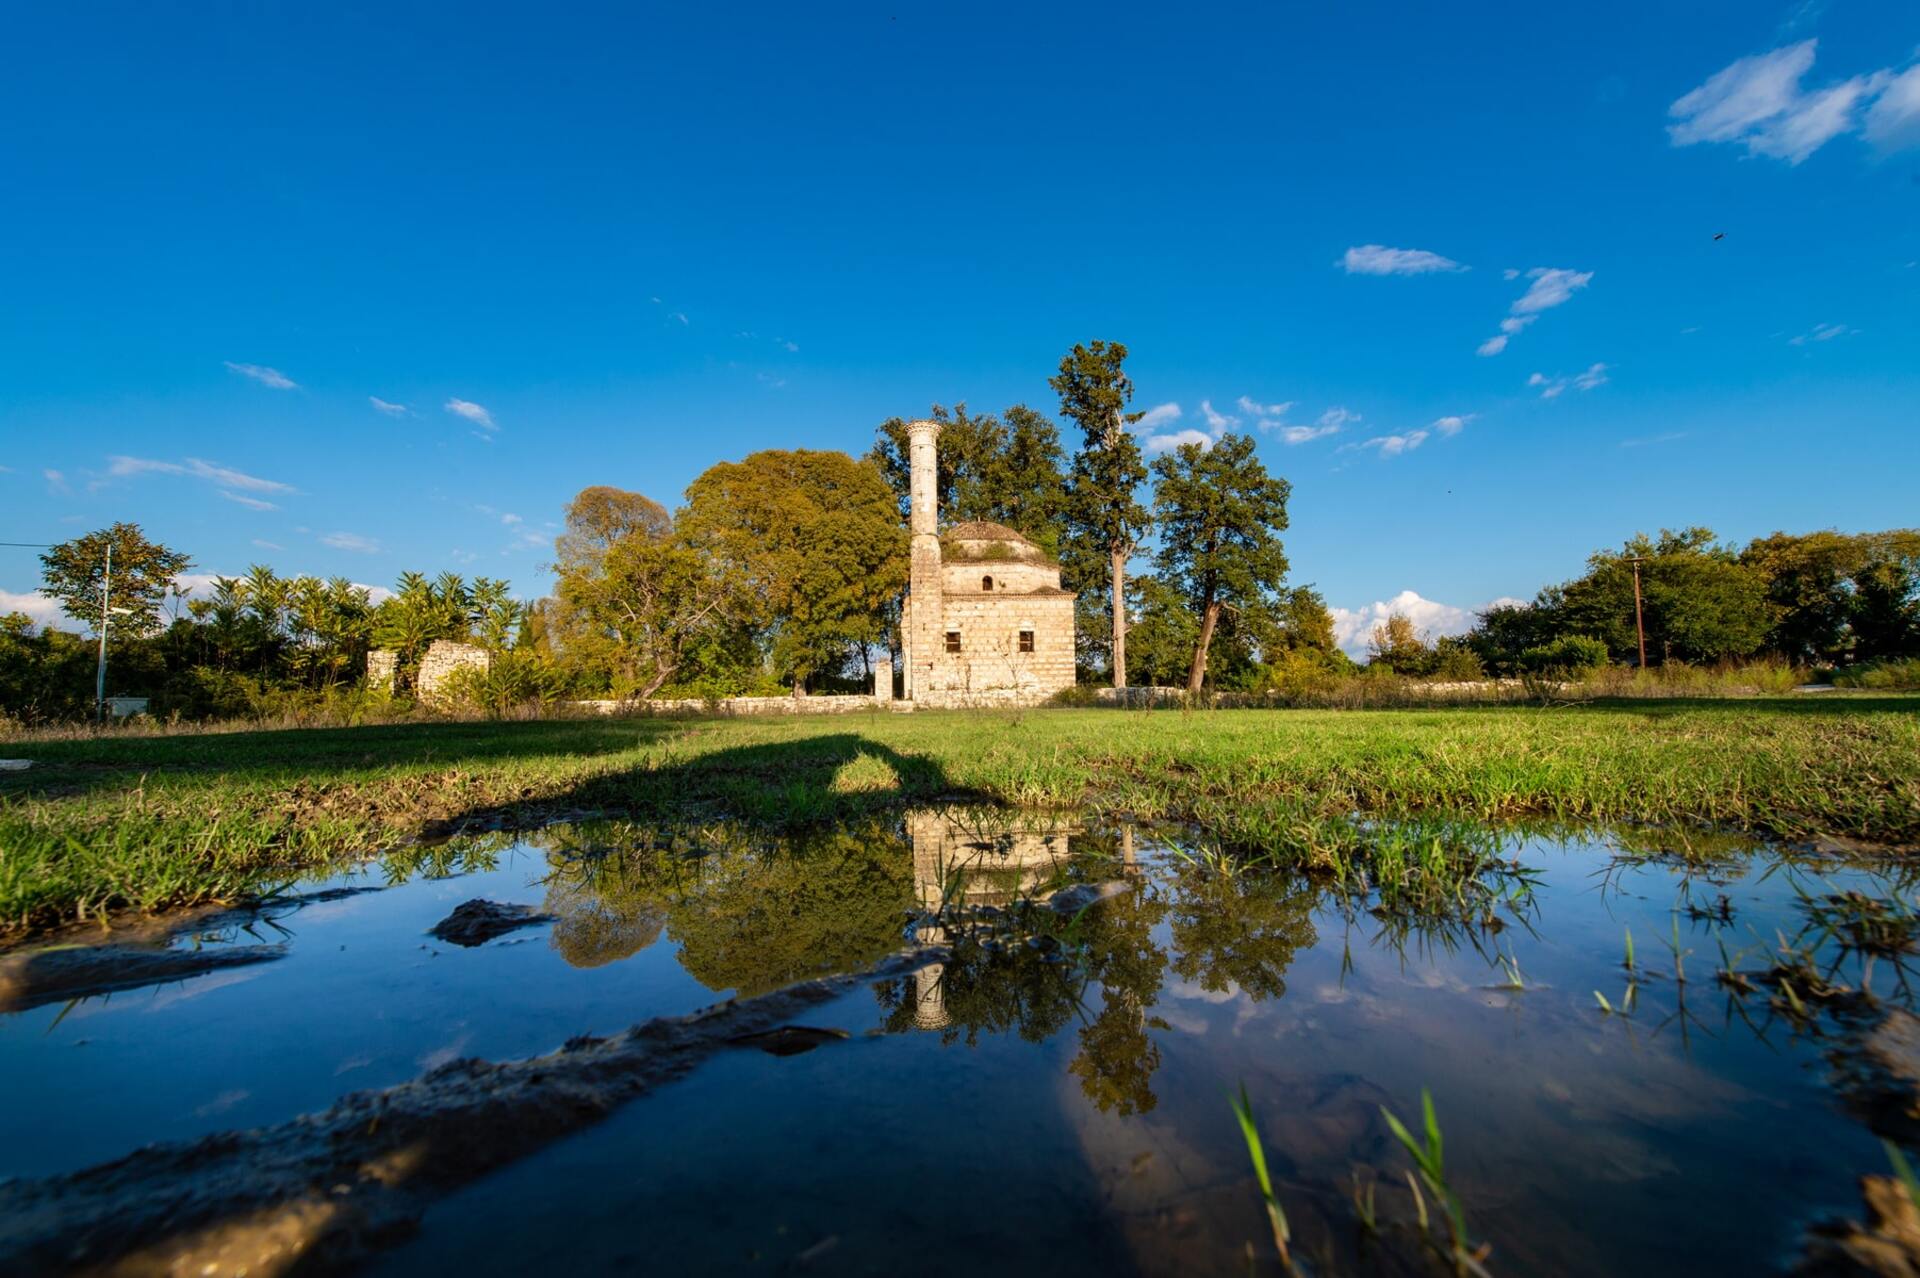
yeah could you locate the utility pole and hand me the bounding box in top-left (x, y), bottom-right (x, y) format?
top-left (96, 540), bottom-right (112, 723)
top-left (1626, 555), bottom-right (1649, 669)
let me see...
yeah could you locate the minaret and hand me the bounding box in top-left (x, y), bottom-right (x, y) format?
top-left (905, 419), bottom-right (943, 699)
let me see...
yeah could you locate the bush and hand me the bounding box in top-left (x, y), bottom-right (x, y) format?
top-left (438, 652), bottom-right (566, 718)
top-left (1833, 658), bottom-right (1920, 691)
top-left (1519, 635), bottom-right (1610, 676)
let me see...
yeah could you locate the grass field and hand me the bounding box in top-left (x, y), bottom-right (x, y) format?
top-left (3, 698), bottom-right (1918, 938)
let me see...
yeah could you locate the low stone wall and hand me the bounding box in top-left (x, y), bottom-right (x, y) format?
top-left (572, 694), bottom-right (889, 718)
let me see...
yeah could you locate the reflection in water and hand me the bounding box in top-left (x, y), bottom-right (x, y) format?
top-left (12, 807), bottom-right (1920, 1276)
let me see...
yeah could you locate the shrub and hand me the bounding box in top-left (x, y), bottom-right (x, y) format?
top-left (1519, 635), bottom-right (1610, 676)
top-left (1834, 658), bottom-right (1920, 691)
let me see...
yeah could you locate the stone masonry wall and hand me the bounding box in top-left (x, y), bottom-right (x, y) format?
top-left (366, 650), bottom-right (399, 691)
top-left (416, 640), bottom-right (491, 701)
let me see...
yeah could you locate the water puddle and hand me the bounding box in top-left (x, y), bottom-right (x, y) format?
top-left (3, 809), bottom-right (1917, 1274)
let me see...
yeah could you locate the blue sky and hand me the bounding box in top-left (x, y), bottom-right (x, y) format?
top-left (2, 2), bottom-right (1915, 654)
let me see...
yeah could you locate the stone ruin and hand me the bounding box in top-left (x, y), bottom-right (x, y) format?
top-left (365, 640), bottom-right (490, 702)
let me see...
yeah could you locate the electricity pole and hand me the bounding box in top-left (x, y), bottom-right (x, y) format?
top-left (1626, 555), bottom-right (1649, 669)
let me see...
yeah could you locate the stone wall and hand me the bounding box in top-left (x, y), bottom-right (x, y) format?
top-left (926, 594), bottom-right (1076, 699)
top-left (416, 640), bottom-right (491, 701)
top-left (366, 649), bottom-right (399, 691)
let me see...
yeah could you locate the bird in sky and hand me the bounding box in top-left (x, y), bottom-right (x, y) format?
top-left (1713, 232), bottom-right (1726, 241)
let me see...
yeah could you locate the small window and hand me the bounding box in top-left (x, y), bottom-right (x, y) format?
top-left (945, 631), bottom-right (962, 653)
top-left (1018, 629), bottom-right (1035, 653)
top-left (982, 575), bottom-right (994, 591)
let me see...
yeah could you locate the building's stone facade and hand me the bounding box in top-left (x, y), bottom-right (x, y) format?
top-left (899, 420), bottom-right (1076, 707)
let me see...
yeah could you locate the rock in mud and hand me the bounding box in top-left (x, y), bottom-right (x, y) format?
top-left (428, 899), bottom-right (557, 947)
top-left (1047, 881), bottom-right (1132, 915)
top-left (1794, 1174), bottom-right (1920, 1276)
top-left (0, 943), bottom-right (287, 1014)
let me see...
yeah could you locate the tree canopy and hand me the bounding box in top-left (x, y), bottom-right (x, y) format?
top-left (39, 523), bottom-right (191, 639)
top-left (1150, 432), bottom-right (1291, 691)
top-left (1054, 340), bottom-right (1150, 686)
top-left (680, 449), bottom-right (906, 689)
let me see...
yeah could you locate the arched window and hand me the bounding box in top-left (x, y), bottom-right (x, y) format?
top-left (981, 575), bottom-right (994, 591)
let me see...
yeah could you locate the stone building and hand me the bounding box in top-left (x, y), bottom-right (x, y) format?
top-left (365, 639), bottom-right (490, 702)
top-left (899, 419), bottom-right (1076, 707)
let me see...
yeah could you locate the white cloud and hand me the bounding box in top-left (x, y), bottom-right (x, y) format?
top-left (1134, 402), bottom-right (1182, 431)
top-left (357, 583), bottom-right (396, 605)
top-left (1236, 396), bottom-right (1293, 418)
top-left (369, 397), bottom-right (409, 417)
top-left (1528, 363), bottom-right (1609, 399)
top-left (1144, 428), bottom-right (1215, 454)
top-left (1264, 405), bottom-right (1357, 446)
top-left (1329, 590), bottom-right (1527, 659)
top-left (105, 456), bottom-right (294, 494)
top-left (320, 532), bottom-right (382, 554)
top-left (219, 490), bottom-right (277, 511)
top-left (1358, 429), bottom-right (1429, 458)
top-left (44, 468), bottom-right (69, 494)
top-left (1199, 399), bottom-right (1236, 434)
top-left (0, 589), bottom-right (63, 630)
top-left (668, 311), bottom-right (689, 325)
top-left (445, 399), bottom-right (496, 431)
top-left (1670, 40), bottom-right (1913, 164)
top-left (251, 538), bottom-right (283, 550)
top-left (778, 338), bottom-right (799, 352)
top-left (500, 513), bottom-right (523, 525)
top-left (224, 361), bottom-right (297, 390)
top-left (1512, 268), bottom-right (1594, 315)
top-left (1478, 267), bottom-right (1592, 354)
top-left (1864, 65), bottom-right (1920, 150)
top-left (1501, 268), bottom-right (1520, 281)
top-left (1341, 245), bottom-right (1466, 276)
top-left (1432, 414), bottom-right (1475, 437)
top-left (1789, 321), bottom-right (1856, 345)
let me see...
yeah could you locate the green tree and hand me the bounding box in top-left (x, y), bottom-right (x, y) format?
top-left (1150, 433), bottom-right (1292, 691)
top-left (1122, 576), bottom-right (1200, 687)
top-left (1547, 529), bottom-right (1770, 665)
top-left (1271, 585), bottom-right (1338, 656)
top-left (39, 523), bottom-right (192, 640)
top-left (869, 403), bottom-right (1069, 554)
top-left (1054, 340), bottom-right (1150, 687)
top-left (552, 486), bottom-right (671, 578)
top-left (681, 449), bottom-right (907, 691)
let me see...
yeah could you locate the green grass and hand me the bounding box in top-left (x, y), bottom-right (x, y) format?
top-left (2, 698), bottom-right (1918, 938)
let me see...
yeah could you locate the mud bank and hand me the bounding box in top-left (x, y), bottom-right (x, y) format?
top-left (0, 947), bottom-right (946, 1277)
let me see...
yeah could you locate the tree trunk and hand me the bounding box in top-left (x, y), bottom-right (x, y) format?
top-left (636, 659), bottom-right (677, 700)
top-left (1110, 547), bottom-right (1128, 689)
top-left (1186, 599), bottom-right (1221, 693)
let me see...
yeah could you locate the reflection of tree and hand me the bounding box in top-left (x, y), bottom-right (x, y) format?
top-left (876, 874), bottom-right (1173, 1116)
top-left (1167, 872), bottom-right (1318, 1002)
top-left (531, 819), bottom-right (914, 995)
top-left (1070, 887), bottom-right (1170, 1116)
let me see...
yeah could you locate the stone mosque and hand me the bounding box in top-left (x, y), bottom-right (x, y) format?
top-left (896, 419), bottom-right (1077, 708)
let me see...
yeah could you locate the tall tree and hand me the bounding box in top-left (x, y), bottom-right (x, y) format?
top-left (680, 449), bottom-right (907, 691)
top-left (39, 523), bottom-right (192, 640)
top-left (1054, 340), bottom-right (1150, 688)
top-left (868, 403), bottom-right (1069, 552)
top-left (1150, 433), bottom-right (1292, 691)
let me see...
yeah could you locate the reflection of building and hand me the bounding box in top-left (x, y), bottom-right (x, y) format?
top-left (899, 420), bottom-right (1077, 707)
top-left (908, 808), bottom-right (1081, 1028)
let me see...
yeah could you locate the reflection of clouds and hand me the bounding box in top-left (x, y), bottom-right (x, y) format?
top-left (416, 1029), bottom-right (472, 1071)
top-left (1166, 978), bottom-right (1239, 1005)
top-left (334, 1054), bottom-right (373, 1076)
top-left (193, 1088), bottom-right (250, 1118)
top-left (142, 966), bottom-right (268, 1011)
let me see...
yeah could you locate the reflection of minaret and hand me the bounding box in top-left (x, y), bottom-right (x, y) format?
top-left (906, 807), bottom-right (1084, 1031)
top-left (903, 419), bottom-right (943, 702)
